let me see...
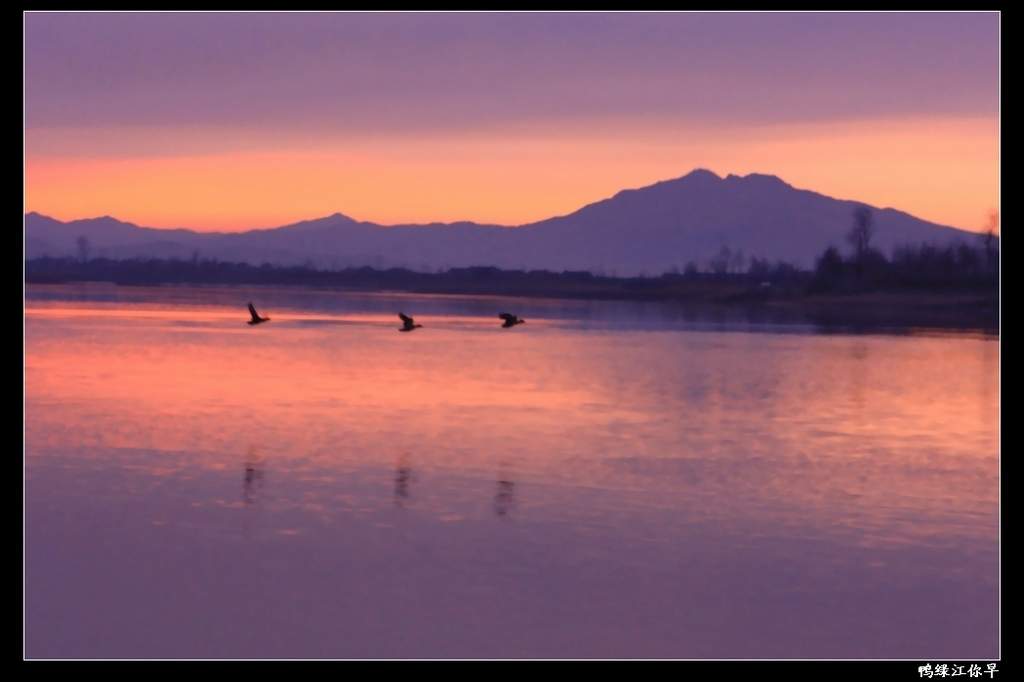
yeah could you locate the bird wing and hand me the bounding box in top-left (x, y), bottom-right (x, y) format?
top-left (498, 313), bottom-right (515, 321)
top-left (248, 303), bottom-right (260, 321)
top-left (398, 312), bottom-right (413, 325)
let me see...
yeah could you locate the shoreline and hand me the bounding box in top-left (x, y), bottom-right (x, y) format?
top-left (25, 279), bottom-right (999, 334)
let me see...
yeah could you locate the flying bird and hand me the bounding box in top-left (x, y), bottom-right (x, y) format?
top-left (247, 303), bottom-right (270, 325)
top-left (498, 313), bottom-right (525, 328)
top-left (398, 312), bottom-right (422, 332)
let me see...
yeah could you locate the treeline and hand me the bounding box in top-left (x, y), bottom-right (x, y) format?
top-left (809, 207), bottom-right (998, 293)
top-left (25, 244), bottom-right (997, 300)
top-left (25, 257), bottom-right (782, 301)
top-left (26, 207), bottom-right (998, 300)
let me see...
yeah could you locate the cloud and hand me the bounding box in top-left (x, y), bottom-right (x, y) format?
top-left (26, 12), bottom-right (999, 132)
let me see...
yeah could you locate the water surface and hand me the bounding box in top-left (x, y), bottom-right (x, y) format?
top-left (25, 284), bottom-right (999, 659)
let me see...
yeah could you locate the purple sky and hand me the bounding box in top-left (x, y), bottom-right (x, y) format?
top-left (24, 12), bottom-right (1000, 230)
top-left (26, 12), bottom-right (998, 131)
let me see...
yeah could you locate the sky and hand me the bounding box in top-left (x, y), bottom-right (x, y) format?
top-left (24, 11), bottom-right (999, 232)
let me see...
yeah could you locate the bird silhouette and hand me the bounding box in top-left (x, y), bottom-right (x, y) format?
top-left (498, 313), bottom-right (525, 328)
top-left (247, 303), bottom-right (270, 325)
top-left (398, 312), bottom-right (422, 332)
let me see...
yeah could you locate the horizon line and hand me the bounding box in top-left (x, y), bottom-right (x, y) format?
top-left (26, 168), bottom-right (985, 234)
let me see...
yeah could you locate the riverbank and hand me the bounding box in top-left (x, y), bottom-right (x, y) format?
top-left (25, 257), bottom-right (998, 332)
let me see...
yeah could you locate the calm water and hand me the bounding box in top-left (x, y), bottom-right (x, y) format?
top-left (24, 284), bottom-right (999, 659)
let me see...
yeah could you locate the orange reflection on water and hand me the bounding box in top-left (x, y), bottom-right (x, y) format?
top-left (25, 294), bottom-right (998, 552)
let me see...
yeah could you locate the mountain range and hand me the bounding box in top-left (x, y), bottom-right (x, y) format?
top-left (25, 169), bottom-right (980, 275)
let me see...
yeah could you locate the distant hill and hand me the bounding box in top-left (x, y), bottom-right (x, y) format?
top-left (25, 170), bottom-right (981, 275)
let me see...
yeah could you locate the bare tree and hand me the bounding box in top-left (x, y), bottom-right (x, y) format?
top-left (729, 247), bottom-right (746, 274)
top-left (710, 245), bottom-right (732, 275)
top-left (980, 210), bottom-right (998, 271)
top-left (846, 206), bottom-right (874, 262)
top-left (76, 235), bottom-right (91, 262)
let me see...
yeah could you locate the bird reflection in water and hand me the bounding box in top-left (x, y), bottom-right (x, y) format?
top-left (495, 464), bottom-right (516, 518)
top-left (243, 449), bottom-right (265, 506)
top-left (394, 453), bottom-right (413, 507)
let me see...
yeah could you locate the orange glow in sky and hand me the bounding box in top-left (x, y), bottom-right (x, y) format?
top-left (25, 115), bottom-right (998, 233)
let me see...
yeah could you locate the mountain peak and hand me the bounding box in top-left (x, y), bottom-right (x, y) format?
top-left (275, 212), bottom-right (359, 231)
top-left (25, 171), bottom-right (971, 275)
top-left (682, 168), bottom-right (722, 182)
top-left (312, 211), bottom-right (358, 225)
top-left (26, 210), bottom-right (55, 221)
top-left (725, 172), bottom-right (791, 188)
top-left (79, 215), bottom-right (136, 226)
top-left (621, 168), bottom-right (720, 195)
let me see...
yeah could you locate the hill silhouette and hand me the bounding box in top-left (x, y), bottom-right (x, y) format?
top-left (26, 170), bottom-right (980, 275)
